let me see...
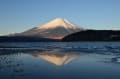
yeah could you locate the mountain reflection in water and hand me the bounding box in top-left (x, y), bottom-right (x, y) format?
top-left (32, 51), bottom-right (78, 66)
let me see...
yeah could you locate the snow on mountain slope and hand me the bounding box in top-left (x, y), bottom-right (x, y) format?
top-left (36, 18), bottom-right (78, 30)
top-left (15, 18), bottom-right (84, 39)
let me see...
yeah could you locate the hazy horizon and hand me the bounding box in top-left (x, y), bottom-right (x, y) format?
top-left (0, 0), bottom-right (120, 35)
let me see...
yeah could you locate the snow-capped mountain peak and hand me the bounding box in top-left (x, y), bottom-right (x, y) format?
top-left (15, 18), bottom-right (84, 39)
top-left (36, 18), bottom-right (79, 30)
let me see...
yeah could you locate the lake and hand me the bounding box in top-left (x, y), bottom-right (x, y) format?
top-left (0, 42), bottom-right (120, 79)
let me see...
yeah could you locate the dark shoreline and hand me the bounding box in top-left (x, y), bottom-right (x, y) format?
top-left (0, 30), bottom-right (120, 42)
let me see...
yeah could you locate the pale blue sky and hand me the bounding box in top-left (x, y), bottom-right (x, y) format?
top-left (0, 0), bottom-right (120, 35)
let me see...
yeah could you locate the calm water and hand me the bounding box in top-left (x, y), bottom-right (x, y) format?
top-left (0, 42), bottom-right (120, 79)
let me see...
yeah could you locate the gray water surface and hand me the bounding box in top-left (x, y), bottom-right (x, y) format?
top-left (0, 42), bottom-right (120, 79)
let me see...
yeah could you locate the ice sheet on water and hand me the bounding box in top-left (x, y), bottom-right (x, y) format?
top-left (0, 42), bottom-right (120, 55)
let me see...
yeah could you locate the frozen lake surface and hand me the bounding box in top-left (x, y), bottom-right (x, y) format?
top-left (0, 42), bottom-right (120, 79)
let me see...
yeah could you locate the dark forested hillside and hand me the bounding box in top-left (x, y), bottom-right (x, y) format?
top-left (62, 30), bottom-right (120, 41)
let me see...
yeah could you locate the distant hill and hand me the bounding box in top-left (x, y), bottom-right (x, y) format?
top-left (13, 18), bottom-right (83, 39)
top-left (62, 30), bottom-right (120, 41)
top-left (0, 36), bottom-right (59, 42)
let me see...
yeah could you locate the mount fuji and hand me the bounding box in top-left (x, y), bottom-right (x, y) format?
top-left (14, 18), bottom-right (84, 39)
